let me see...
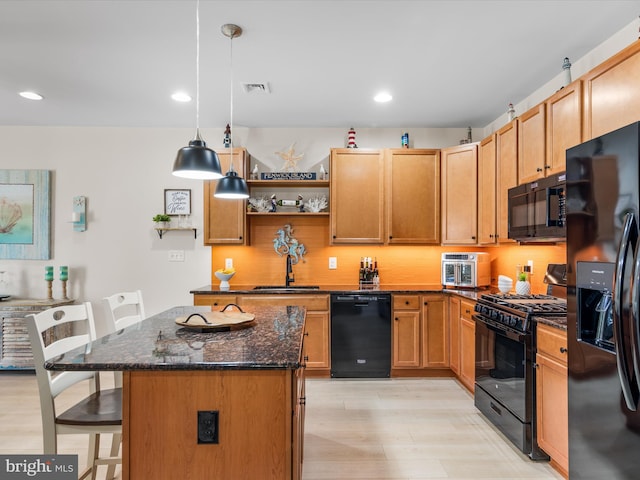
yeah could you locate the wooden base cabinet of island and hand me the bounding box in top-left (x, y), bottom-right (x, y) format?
top-left (535, 323), bottom-right (568, 477)
top-left (123, 368), bottom-right (305, 480)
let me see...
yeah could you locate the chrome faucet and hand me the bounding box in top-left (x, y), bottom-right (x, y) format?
top-left (285, 254), bottom-right (295, 287)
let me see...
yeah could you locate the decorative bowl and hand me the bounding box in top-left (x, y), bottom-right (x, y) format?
top-left (214, 271), bottom-right (235, 290)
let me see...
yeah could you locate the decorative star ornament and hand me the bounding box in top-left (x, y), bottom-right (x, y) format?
top-left (275, 143), bottom-right (304, 172)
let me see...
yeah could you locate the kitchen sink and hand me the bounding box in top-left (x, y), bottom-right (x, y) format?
top-left (253, 285), bottom-right (320, 292)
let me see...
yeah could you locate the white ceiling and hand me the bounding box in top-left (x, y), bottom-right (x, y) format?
top-left (2, 0), bottom-right (640, 129)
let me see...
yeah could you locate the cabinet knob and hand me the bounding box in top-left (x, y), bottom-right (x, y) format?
top-left (544, 165), bottom-right (551, 169)
top-left (489, 234), bottom-right (493, 238)
top-left (465, 309), bottom-right (470, 314)
top-left (405, 301), bottom-right (409, 305)
top-left (471, 236), bottom-right (476, 240)
top-left (304, 332), bottom-right (309, 336)
top-left (333, 235), bottom-right (336, 239)
top-left (389, 236), bottom-right (393, 239)
top-left (395, 317), bottom-right (399, 321)
top-left (300, 397), bottom-right (306, 405)
top-left (560, 347), bottom-right (568, 354)
top-left (303, 355), bottom-right (309, 362)
top-left (424, 301), bottom-right (428, 305)
top-left (533, 362), bottom-right (539, 369)
top-left (536, 167), bottom-right (543, 172)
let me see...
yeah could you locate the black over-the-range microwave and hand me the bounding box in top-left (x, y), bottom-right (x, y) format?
top-left (507, 171), bottom-right (566, 242)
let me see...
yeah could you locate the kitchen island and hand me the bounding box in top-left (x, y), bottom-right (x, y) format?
top-left (45, 305), bottom-right (307, 480)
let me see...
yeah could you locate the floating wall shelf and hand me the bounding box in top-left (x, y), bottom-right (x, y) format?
top-left (155, 227), bottom-right (197, 239)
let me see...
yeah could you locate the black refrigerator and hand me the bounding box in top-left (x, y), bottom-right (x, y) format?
top-left (566, 121), bottom-right (640, 479)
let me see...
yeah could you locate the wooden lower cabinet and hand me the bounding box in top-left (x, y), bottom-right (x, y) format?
top-left (448, 296), bottom-right (461, 376)
top-left (536, 323), bottom-right (568, 476)
top-left (236, 294), bottom-right (330, 375)
top-left (392, 294), bottom-right (448, 373)
top-left (459, 299), bottom-right (476, 392)
top-left (123, 368), bottom-right (303, 480)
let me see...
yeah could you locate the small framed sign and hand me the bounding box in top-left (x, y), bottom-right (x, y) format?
top-left (164, 189), bottom-right (191, 215)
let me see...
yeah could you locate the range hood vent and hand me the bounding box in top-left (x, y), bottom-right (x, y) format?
top-left (241, 82), bottom-right (271, 94)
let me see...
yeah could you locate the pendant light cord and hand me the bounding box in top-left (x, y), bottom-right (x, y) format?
top-left (195, 0), bottom-right (201, 140)
top-left (228, 31), bottom-right (236, 174)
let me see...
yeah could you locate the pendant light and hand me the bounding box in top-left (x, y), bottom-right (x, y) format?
top-left (172, 0), bottom-right (223, 180)
top-left (214, 23), bottom-right (250, 199)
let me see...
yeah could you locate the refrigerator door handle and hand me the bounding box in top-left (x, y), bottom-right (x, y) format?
top-left (630, 238), bottom-right (640, 394)
top-left (613, 212), bottom-right (639, 411)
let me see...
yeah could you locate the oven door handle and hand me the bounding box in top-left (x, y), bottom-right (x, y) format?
top-left (474, 315), bottom-right (524, 342)
top-left (630, 230), bottom-right (640, 402)
top-left (613, 212), bottom-right (639, 411)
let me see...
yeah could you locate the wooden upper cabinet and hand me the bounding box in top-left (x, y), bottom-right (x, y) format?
top-left (518, 103), bottom-right (546, 183)
top-left (330, 149), bottom-right (384, 244)
top-left (477, 135), bottom-right (497, 245)
top-left (203, 148), bottom-right (246, 245)
top-left (546, 80), bottom-right (582, 174)
top-left (441, 143), bottom-right (478, 245)
top-left (583, 39), bottom-right (640, 139)
top-left (386, 149), bottom-right (440, 244)
top-left (496, 120), bottom-right (518, 243)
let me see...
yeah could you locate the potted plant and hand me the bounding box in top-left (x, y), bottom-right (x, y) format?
top-left (515, 271), bottom-right (531, 295)
top-left (152, 214), bottom-right (171, 228)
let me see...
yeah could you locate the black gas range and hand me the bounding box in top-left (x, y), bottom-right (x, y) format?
top-left (474, 293), bottom-right (567, 333)
top-left (473, 293), bottom-right (566, 460)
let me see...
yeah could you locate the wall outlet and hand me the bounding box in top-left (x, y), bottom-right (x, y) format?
top-left (329, 257), bottom-right (337, 270)
top-left (225, 258), bottom-right (233, 269)
top-left (197, 410), bottom-right (219, 444)
top-left (168, 250), bottom-right (185, 262)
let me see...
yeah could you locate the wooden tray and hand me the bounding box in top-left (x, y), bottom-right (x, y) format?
top-left (175, 304), bottom-right (255, 332)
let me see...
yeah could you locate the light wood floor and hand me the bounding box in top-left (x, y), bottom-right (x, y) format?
top-left (0, 373), bottom-right (563, 479)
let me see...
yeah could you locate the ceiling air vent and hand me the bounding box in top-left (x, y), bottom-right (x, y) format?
top-left (241, 82), bottom-right (271, 94)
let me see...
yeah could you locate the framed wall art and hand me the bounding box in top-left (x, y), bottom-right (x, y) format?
top-left (0, 169), bottom-right (51, 260)
top-left (164, 189), bottom-right (191, 216)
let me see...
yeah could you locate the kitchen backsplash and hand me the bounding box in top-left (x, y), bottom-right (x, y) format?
top-left (210, 217), bottom-right (566, 293)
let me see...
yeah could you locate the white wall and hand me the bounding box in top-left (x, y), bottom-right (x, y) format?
top-left (0, 125), bottom-right (475, 335)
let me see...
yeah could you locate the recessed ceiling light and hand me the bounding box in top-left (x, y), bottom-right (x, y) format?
top-left (171, 92), bottom-right (192, 102)
top-left (19, 91), bottom-right (43, 100)
top-left (374, 92), bottom-right (392, 103)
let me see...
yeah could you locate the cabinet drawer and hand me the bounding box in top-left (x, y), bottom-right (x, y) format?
top-left (393, 295), bottom-right (420, 310)
top-left (460, 299), bottom-right (476, 321)
top-left (193, 295), bottom-right (237, 307)
top-left (537, 323), bottom-right (567, 365)
top-left (238, 294), bottom-right (329, 311)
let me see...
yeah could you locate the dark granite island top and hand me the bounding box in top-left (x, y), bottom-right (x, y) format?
top-left (45, 305), bottom-right (306, 371)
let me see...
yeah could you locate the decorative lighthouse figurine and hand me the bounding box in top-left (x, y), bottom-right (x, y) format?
top-left (223, 124), bottom-right (231, 148)
top-left (347, 127), bottom-right (357, 148)
top-left (562, 57), bottom-right (572, 88)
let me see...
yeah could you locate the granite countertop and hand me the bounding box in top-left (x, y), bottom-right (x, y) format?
top-left (191, 284), bottom-right (492, 299)
top-left (45, 305), bottom-right (305, 372)
top-left (534, 315), bottom-right (567, 331)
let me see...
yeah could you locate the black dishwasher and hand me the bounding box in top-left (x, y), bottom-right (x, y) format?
top-left (330, 294), bottom-right (391, 378)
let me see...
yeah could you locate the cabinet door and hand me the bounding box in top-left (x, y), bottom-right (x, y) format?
top-left (386, 149), bottom-right (440, 244)
top-left (330, 149), bottom-right (384, 244)
top-left (303, 311), bottom-right (330, 369)
top-left (441, 143), bottom-right (478, 245)
top-left (496, 120), bottom-right (518, 243)
top-left (460, 318), bottom-right (475, 392)
top-left (477, 135), bottom-right (497, 245)
top-left (546, 81), bottom-right (582, 175)
top-left (583, 40), bottom-right (640, 139)
top-left (421, 295), bottom-right (448, 367)
top-left (392, 311), bottom-right (420, 368)
top-left (536, 353), bottom-right (568, 475)
top-left (449, 296), bottom-right (461, 375)
top-left (203, 148), bottom-right (246, 245)
top-left (518, 104), bottom-right (546, 183)
top-left (459, 300), bottom-right (476, 392)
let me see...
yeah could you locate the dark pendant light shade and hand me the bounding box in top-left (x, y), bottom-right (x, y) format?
top-left (173, 133), bottom-right (223, 180)
top-left (214, 168), bottom-right (249, 198)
